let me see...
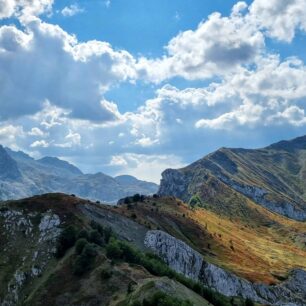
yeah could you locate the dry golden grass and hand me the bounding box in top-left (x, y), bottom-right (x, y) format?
top-left (113, 196), bottom-right (306, 284)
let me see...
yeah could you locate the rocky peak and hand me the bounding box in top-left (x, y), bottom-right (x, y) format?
top-left (0, 145), bottom-right (21, 180)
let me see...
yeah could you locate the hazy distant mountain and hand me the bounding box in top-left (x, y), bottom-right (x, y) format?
top-left (159, 135), bottom-right (306, 221)
top-left (0, 146), bottom-right (158, 203)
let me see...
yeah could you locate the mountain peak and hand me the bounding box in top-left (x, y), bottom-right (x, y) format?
top-left (268, 134), bottom-right (306, 151)
top-left (38, 156), bottom-right (83, 176)
top-left (0, 145), bottom-right (22, 180)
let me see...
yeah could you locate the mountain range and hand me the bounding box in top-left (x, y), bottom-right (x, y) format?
top-left (0, 145), bottom-right (158, 203)
top-left (1, 135), bottom-right (306, 306)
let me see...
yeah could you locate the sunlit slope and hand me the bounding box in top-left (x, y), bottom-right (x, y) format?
top-left (159, 135), bottom-right (306, 220)
top-left (113, 196), bottom-right (306, 284)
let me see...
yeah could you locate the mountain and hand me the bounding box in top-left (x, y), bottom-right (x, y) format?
top-left (0, 145), bottom-right (21, 180)
top-left (1, 193), bottom-right (305, 305)
top-left (159, 135), bottom-right (306, 221)
top-left (0, 146), bottom-right (158, 202)
top-left (37, 156), bottom-right (83, 176)
top-left (0, 194), bottom-right (214, 306)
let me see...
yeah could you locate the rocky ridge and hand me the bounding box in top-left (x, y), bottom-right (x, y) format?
top-left (144, 230), bottom-right (306, 306)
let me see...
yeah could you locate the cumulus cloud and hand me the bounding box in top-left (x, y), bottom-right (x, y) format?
top-left (250, 0), bottom-right (306, 42)
top-left (0, 19), bottom-right (136, 122)
top-left (110, 153), bottom-right (184, 183)
top-left (61, 4), bottom-right (84, 17)
top-left (0, 0), bottom-right (53, 20)
top-left (137, 7), bottom-right (264, 82)
top-left (1, 0), bottom-right (306, 180)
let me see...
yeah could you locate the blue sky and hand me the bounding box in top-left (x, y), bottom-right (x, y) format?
top-left (1, 0), bottom-right (306, 182)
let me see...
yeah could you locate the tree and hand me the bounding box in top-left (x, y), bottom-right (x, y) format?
top-left (55, 225), bottom-right (77, 258)
top-left (75, 238), bottom-right (87, 255)
top-left (188, 194), bottom-right (202, 208)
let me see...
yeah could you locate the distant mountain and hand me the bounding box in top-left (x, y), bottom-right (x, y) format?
top-left (37, 156), bottom-right (83, 176)
top-left (0, 145), bottom-right (21, 180)
top-left (0, 146), bottom-right (158, 202)
top-left (159, 135), bottom-right (306, 221)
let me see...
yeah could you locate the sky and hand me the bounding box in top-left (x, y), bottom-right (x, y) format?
top-left (1, 0), bottom-right (306, 183)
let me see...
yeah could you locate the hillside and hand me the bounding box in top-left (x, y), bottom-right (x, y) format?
top-left (0, 146), bottom-right (158, 203)
top-left (113, 196), bottom-right (306, 285)
top-left (0, 193), bottom-right (219, 306)
top-left (159, 135), bottom-right (306, 221)
top-left (1, 193), bottom-right (305, 306)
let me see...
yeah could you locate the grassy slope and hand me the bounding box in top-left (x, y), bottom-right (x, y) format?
top-left (181, 139), bottom-right (306, 214)
top-left (110, 196), bottom-right (306, 284)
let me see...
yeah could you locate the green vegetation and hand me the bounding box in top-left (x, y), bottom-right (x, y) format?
top-left (55, 225), bottom-right (77, 258)
top-left (132, 291), bottom-right (193, 306)
top-left (73, 243), bottom-right (97, 275)
top-left (75, 238), bottom-right (87, 255)
top-left (188, 194), bottom-right (202, 208)
top-left (105, 236), bottom-right (235, 306)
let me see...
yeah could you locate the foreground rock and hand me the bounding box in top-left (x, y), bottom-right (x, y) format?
top-left (145, 230), bottom-right (306, 306)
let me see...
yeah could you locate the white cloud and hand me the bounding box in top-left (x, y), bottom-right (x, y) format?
top-left (137, 8), bottom-right (264, 82)
top-left (110, 153), bottom-right (184, 183)
top-left (61, 4), bottom-right (84, 17)
top-left (250, 0), bottom-right (306, 42)
top-left (0, 0), bottom-right (54, 20)
top-left (0, 124), bottom-right (25, 149)
top-left (30, 139), bottom-right (50, 148)
top-left (0, 19), bottom-right (136, 122)
top-left (28, 127), bottom-right (46, 136)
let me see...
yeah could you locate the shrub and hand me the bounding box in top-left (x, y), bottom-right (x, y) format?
top-left (132, 194), bottom-right (141, 202)
top-left (142, 291), bottom-right (193, 306)
top-left (77, 229), bottom-right (89, 240)
top-left (103, 226), bottom-right (113, 244)
top-left (73, 243), bottom-right (97, 276)
top-left (75, 238), bottom-right (87, 255)
top-left (106, 238), bottom-right (123, 259)
top-left (245, 298), bottom-right (255, 306)
top-left (55, 225), bottom-right (77, 258)
top-left (89, 229), bottom-right (104, 246)
top-left (188, 194), bottom-right (202, 208)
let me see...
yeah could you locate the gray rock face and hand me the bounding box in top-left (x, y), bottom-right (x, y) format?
top-left (0, 208), bottom-right (62, 305)
top-left (158, 169), bottom-right (190, 201)
top-left (144, 230), bottom-right (306, 306)
top-left (218, 175), bottom-right (306, 221)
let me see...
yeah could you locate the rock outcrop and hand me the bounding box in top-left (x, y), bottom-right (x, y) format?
top-left (0, 208), bottom-right (62, 305)
top-left (145, 230), bottom-right (306, 306)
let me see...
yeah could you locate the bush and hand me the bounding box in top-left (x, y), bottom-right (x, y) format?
top-left (188, 194), bottom-right (202, 208)
top-left (89, 230), bottom-right (104, 246)
top-left (103, 226), bottom-right (113, 244)
top-left (75, 238), bottom-right (87, 255)
top-left (245, 298), bottom-right (254, 306)
top-left (142, 291), bottom-right (193, 306)
top-left (73, 243), bottom-right (97, 276)
top-left (106, 238), bottom-right (123, 259)
top-left (77, 229), bottom-right (89, 240)
top-left (55, 225), bottom-right (77, 258)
